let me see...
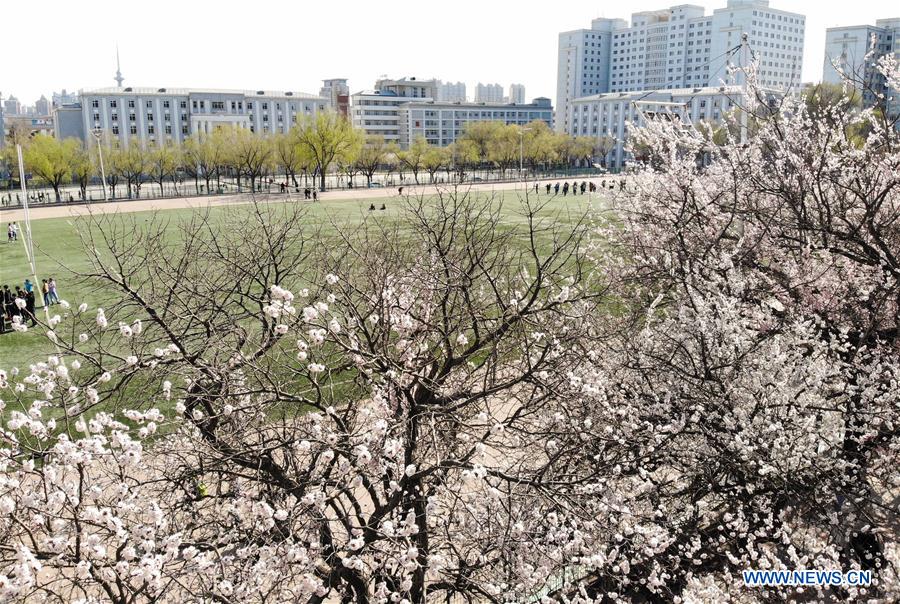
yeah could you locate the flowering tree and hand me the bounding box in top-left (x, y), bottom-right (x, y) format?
top-left (2, 57), bottom-right (899, 603)
top-left (1, 193), bottom-right (610, 602)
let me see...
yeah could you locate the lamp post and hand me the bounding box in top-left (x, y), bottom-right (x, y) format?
top-left (518, 126), bottom-right (532, 182)
top-left (92, 129), bottom-right (108, 201)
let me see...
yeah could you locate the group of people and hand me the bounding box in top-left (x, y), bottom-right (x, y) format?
top-left (0, 278), bottom-right (61, 333)
top-left (539, 181), bottom-right (596, 197)
top-left (368, 203), bottom-right (387, 211)
top-left (6, 222), bottom-right (19, 243)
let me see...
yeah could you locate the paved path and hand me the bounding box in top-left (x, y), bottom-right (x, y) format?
top-left (0, 178), bottom-right (607, 223)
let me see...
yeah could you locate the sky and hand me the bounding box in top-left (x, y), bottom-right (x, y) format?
top-left (2, 0), bottom-right (898, 109)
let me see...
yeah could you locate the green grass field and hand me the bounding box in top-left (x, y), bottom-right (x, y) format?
top-left (1, 190), bottom-right (603, 370)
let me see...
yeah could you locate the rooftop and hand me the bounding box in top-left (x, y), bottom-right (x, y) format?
top-left (80, 86), bottom-right (323, 99)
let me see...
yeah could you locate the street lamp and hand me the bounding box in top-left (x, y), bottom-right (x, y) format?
top-left (518, 126), bottom-right (532, 182)
top-left (91, 129), bottom-right (109, 201)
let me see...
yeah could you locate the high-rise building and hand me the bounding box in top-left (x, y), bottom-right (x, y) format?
top-left (78, 86), bottom-right (329, 148)
top-left (437, 81), bottom-right (467, 103)
top-left (556, 0), bottom-right (805, 131)
top-left (508, 84), bottom-right (526, 104)
top-left (474, 83), bottom-right (504, 103)
top-left (3, 95), bottom-right (21, 116)
top-left (320, 78), bottom-right (351, 117)
top-left (350, 77), bottom-right (437, 145)
top-left (823, 18), bottom-right (900, 120)
top-left (35, 95), bottom-right (51, 116)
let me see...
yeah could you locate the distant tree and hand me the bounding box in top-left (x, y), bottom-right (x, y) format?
top-left (70, 143), bottom-right (93, 200)
top-left (399, 136), bottom-right (429, 184)
top-left (148, 142), bottom-right (180, 196)
top-left (22, 136), bottom-right (79, 202)
top-left (274, 132), bottom-right (304, 189)
top-left (356, 135), bottom-right (391, 186)
top-left (294, 111), bottom-right (361, 191)
top-left (422, 146), bottom-right (448, 183)
top-left (114, 144), bottom-right (148, 198)
top-left (486, 124), bottom-right (520, 177)
top-left (447, 138), bottom-right (478, 181)
top-left (228, 129), bottom-right (273, 193)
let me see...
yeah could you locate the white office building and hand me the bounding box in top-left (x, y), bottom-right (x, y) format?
top-left (437, 81), bottom-right (467, 103)
top-left (78, 87), bottom-right (328, 148)
top-left (474, 83), bottom-right (504, 103)
top-left (351, 77), bottom-right (437, 145)
top-left (398, 97), bottom-right (553, 148)
top-left (569, 86), bottom-right (776, 168)
top-left (556, 1), bottom-right (804, 131)
top-left (823, 18), bottom-right (900, 119)
top-left (508, 84), bottom-right (526, 104)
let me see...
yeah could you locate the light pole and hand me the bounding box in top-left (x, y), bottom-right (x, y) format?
top-left (518, 126), bottom-right (532, 182)
top-left (92, 129), bottom-right (108, 201)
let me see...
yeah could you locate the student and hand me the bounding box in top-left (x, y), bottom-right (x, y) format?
top-left (42, 279), bottom-right (50, 307)
top-left (24, 289), bottom-right (36, 326)
top-left (48, 278), bottom-right (60, 305)
top-left (24, 279), bottom-right (33, 293)
top-left (554, 183), bottom-right (560, 194)
top-left (545, 183), bottom-right (551, 194)
top-left (312, 190), bottom-right (318, 202)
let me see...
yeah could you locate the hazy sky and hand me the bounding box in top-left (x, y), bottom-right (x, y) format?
top-left (2, 0), bottom-right (898, 108)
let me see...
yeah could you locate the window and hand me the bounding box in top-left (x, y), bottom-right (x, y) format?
top-left (180, 101), bottom-right (187, 109)
top-left (110, 100), bottom-right (117, 108)
top-left (165, 125), bottom-right (172, 134)
top-left (129, 114), bottom-right (136, 122)
top-left (111, 113), bottom-right (119, 121)
top-left (211, 101), bottom-right (225, 110)
top-left (128, 100), bottom-right (135, 108)
top-left (92, 99), bottom-right (99, 108)
top-left (112, 126), bottom-right (119, 135)
top-left (148, 125), bottom-right (155, 134)
top-left (262, 102), bottom-right (268, 110)
top-left (182, 126), bottom-right (189, 134)
top-left (130, 125), bottom-right (137, 134)
top-left (147, 113), bottom-right (154, 121)
top-left (146, 100), bottom-right (153, 108)
top-left (163, 100), bottom-right (170, 108)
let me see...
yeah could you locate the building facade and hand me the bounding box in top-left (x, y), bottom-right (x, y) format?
top-left (823, 18), bottom-right (900, 119)
top-left (508, 84), bottom-right (526, 104)
top-left (77, 87), bottom-right (328, 148)
top-left (557, 0), bottom-right (804, 130)
top-left (3, 95), bottom-right (21, 117)
top-left (398, 97), bottom-right (553, 148)
top-left (569, 86), bottom-right (755, 168)
top-left (320, 78), bottom-right (351, 117)
top-left (350, 77), bottom-right (437, 145)
top-left (437, 81), bottom-right (467, 103)
top-left (474, 83), bottom-right (504, 103)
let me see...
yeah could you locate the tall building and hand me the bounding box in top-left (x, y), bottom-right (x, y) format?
top-left (78, 87), bottom-right (329, 148)
top-left (3, 95), bottom-right (21, 116)
top-left (35, 95), bottom-right (51, 116)
top-left (474, 83), bottom-right (504, 103)
top-left (556, 18), bottom-right (623, 132)
top-left (556, 0), bottom-right (805, 131)
top-left (351, 77), bottom-right (437, 145)
top-left (508, 84), bottom-right (526, 104)
top-left (320, 78), bottom-right (351, 117)
top-left (823, 18), bottom-right (900, 120)
top-left (398, 97), bottom-right (553, 148)
top-left (437, 81), bottom-right (467, 103)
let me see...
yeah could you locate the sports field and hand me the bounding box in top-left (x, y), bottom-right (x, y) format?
top-left (1, 185), bottom-right (604, 368)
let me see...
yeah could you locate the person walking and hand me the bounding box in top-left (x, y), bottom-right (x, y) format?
top-left (48, 278), bottom-right (60, 305)
top-left (24, 279), bottom-right (33, 294)
top-left (41, 279), bottom-right (50, 307)
top-left (562, 182), bottom-right (569, 196)
top-left (312, 190), bottom-right (318, 202)
top-left (6, 224), bottom-right (12, 244)
top-left (554, 182), bottom-right (560, 195)
top-left (545, 183), bottom-right (551, 194)
top-left (11, 223), bottom-right (18, 242)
